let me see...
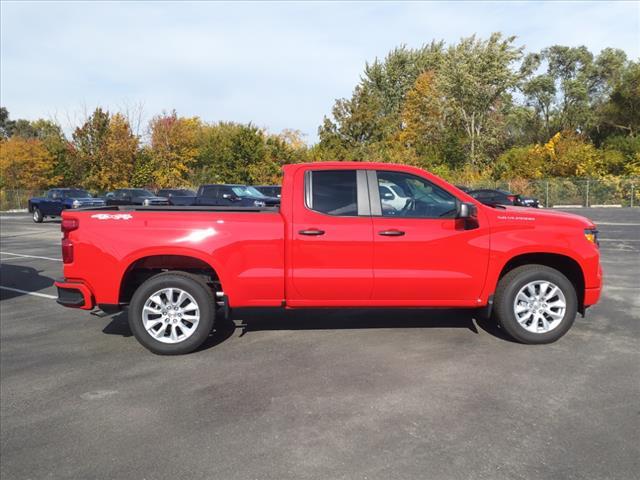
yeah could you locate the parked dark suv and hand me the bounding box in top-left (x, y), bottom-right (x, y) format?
top-left (468, 189), bottom-right (539, 208)
top-left (253, 185), bottom-right (281, 198)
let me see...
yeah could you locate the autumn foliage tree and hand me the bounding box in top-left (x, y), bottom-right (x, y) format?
top-left (148, 111), bottom-right (201, 188)
top-left (0, 137), bottom-right (59, 189)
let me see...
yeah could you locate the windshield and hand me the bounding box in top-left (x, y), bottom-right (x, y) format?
top-left (63, 189), bottom-right (91, 198)
top-left (231, 186), bottom-right (265, 198)
top-left (129, 189), bottom-right (154, 197)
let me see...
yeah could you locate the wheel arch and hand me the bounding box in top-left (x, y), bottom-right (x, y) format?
top-left (495, 253), bottom-right (586, 313)
top-left (118, 254), bottom-right (224, 305)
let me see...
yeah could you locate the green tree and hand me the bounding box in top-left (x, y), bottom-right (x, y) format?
top-left (148, 111), bottom-right (201, 188)
top-left (71, 108), bottom-right (111, 189)
top-left (437, 33), bottom-right (523, 165)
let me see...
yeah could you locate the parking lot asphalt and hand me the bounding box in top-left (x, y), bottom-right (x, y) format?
top-left (1, 209), bottom-right (639, 480)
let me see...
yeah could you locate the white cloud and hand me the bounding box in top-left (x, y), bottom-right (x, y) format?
top-left (1, 1), bottom-right (638, 142)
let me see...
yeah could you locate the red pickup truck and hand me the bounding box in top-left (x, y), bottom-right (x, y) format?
top-left (55, 162), bottom-right (602, 354)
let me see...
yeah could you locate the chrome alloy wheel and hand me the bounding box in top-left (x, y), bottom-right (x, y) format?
top-left (513, 281), bottom-right (567, 334)
top-left (142, 288), bottom-right (200, 344)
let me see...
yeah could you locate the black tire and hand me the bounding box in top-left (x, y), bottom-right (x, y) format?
top-left (32, 207), bottom-right (44, 223)
top-left (129, 271), bottom-right (216, 355)
top-left (493, 265), bottom-right (577, 344)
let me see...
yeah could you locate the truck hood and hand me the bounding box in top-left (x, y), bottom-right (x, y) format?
top-left (136, 196), bottom-right (168, 202)
top-left (489, 205), bottom-right (596, 228)
top-left (242, 195), bottom-right (280, 205)
top-left (72, 197), bottom-right (105, 204)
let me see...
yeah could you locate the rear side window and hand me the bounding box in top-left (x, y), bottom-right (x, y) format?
top-left (307, 170), bottom-right (358, 216)
top-left (200, 186), bottom-right (219, 198)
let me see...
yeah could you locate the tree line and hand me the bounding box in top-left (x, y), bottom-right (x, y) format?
top-left (1, 33), bottom-right (638, 193)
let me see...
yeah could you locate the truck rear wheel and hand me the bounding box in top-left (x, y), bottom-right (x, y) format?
top-left (493, 265), bottom-right (577, 344)
top-left (129, 272), bottom-right (215, 355)
top-left (32, 207), bottom-right (44, 223)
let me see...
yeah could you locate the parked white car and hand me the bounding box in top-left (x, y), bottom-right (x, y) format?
top-left (379, 182), bottom-right (410, 212)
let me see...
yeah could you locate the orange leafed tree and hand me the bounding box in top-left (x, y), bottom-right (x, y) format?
top-left (0, 137), bottom-right (60, 190)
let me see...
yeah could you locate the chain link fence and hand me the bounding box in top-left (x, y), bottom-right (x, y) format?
top-left (1, 177), bottom-right (639, 211)
top-left (0, 189), bottom-right (45, 211)
top-left (464, 177), bottom-right (639, 208)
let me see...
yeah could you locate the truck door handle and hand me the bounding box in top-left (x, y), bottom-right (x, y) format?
top-left (378, 229), bottom-right (405, 236)
top-left (299, 229), bottom-right (325, 236)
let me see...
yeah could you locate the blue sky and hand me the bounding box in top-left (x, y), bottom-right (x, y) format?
top-left (1, 1), bottom-right (639, 143)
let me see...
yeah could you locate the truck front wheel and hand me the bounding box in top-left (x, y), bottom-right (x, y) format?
top-left (493, 265), bottom-right (577, 344)
top-left (32, 207), bottom-right (44, 223)
top-left (129, 272), bottom-right (216, 355)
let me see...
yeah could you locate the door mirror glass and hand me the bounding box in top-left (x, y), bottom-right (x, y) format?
top-left (457, 202), bottom-right (477, 219)
top-left (222, 193), bottom-right (235, 200)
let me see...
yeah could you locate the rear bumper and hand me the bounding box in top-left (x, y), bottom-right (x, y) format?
top-left (54, 279), bottom-right (94, 310)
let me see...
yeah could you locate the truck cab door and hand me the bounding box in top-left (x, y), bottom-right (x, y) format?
top-left (43, 190), bottom-right (60, 215)
top-left (195, 186), bottom-right (219, 206)
top-left (369, 170), bottom-right (490, 305)
top-left (289, 169), bottom-right (374, 305)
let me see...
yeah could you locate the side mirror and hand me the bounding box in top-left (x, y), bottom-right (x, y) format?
top-left (222, 193), bottom-right (238, 201)
top-left (381, 192), bottom-right (394, 200)
top-left (457, 202), bottom-right (477, 219)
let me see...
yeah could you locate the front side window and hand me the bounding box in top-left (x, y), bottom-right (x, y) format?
top-left (307, 170), bottom-right (358, 216)
top-left (376, 171), bottom-right (457, 218)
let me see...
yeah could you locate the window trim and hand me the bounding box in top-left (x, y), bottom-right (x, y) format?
top-left (368, 169), bottom-right (460, 220)
top-left (304, 169), bottom-right (370, 217)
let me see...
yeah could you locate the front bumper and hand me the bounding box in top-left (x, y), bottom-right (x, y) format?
top-left (55, 279), bottom-right (94, 310)
top-left (584, 286), bottom-right (602, 307)
top-left (584, 263), bottom-right (603, 307)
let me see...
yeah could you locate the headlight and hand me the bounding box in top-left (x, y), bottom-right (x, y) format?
top-left (143, 199), bottom-right (151, 206)
top-left (584, 228), bottom-right (599, 247)
top-left (72, 200), bottom-right (81, 208)
top-left (253, 200), bottom-right (266, 207)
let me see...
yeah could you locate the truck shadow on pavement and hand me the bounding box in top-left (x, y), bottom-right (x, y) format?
top-left (102, 306), bottom-right (511, 351)
top-left (0, 264), bottom-right (54, 300)
top-left (234, 308), bottom-right (510, 341)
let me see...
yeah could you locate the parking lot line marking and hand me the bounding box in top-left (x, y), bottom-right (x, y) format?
top-left (599, 239), bottom-right (640, 242)
top-left (596, 222), bottom-right (640, 226)
top-left (0, 252), bottom-right (62, 261)
top-left (0, 286), bottom-right (57, 299)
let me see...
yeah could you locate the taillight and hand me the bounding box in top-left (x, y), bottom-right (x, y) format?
top-left (61, 218), bottom-right (79, 234)
top-left (61, 218), bottom-right (79, 263)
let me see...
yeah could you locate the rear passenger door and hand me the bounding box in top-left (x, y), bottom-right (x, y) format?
top-left (289, 169), bottom-right (374, 305)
